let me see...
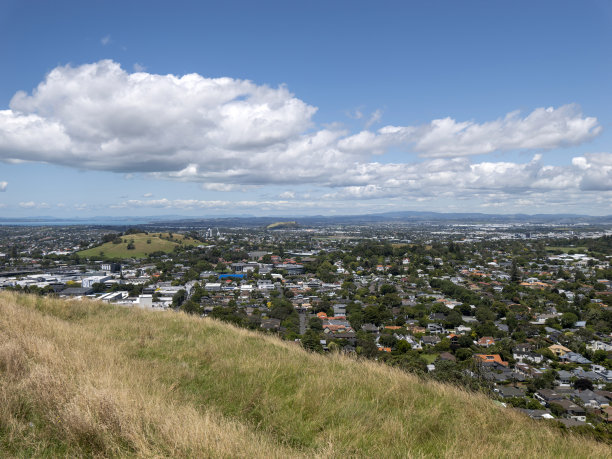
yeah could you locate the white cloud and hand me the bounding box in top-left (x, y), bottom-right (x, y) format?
top-left (1, 61), bottom-right (610, 212)
top-left (112, 198), bottom-right (317, 210)
top-left (143, 192), bottom-right (153, 197)
top-left (133, 63), bottom-right (146, 72)
top-left (279, 191), bottom-right (295, 199)
top-left (572, 153), bottom-right (612, 191)
top-left (0, 181), bottom-right (6, 191)
top-left (339, 105), bottom-right (600, 157)
top-left (322, 153), bottom-right (612, 202)
top-left (101, 35), bottom-right (111, 45)
top-left (1, 60), bottom-right (319, 180)
top-left (365, 109), bottom-right (383, 128)
top-left (201, 183), bottom-right (238, 191)
top-left (0, 60), bottom-right (601, 192)
top-left (17, 200), bottom-right (49, 209)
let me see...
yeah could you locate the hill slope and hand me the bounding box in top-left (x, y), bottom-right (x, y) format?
top-left (77, 232), bottom-right (199, 259)
top-left (0, 292), bottom-right (608, 458)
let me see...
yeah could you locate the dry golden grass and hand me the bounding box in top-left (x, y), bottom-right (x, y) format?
top-left (0, 292), bottom-right (304, 458)
top-left (0, 291), bottom-right (609, 458)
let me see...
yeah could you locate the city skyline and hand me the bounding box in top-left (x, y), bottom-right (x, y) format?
top-left (1, 1), bottom-right (611, 217)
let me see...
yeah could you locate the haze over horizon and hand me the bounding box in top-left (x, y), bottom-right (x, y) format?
top-left (1, 1), bottom-right (611, 217)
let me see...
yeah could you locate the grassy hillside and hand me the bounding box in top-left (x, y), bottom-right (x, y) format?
top-left (266, 221), bottom-right (298, 229)
top-left (0, 292), bottom-right (609, 458)
top-left (78, 232), bottom-right (199, 259)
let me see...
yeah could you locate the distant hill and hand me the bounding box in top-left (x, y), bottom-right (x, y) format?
top-left (5, 210), bottom-right (612, 228)
top-left (77, 232), bottom-right (199, 259)
top-left (266, 221), bottom-right (299, 230)
top-left (145, 211), bottom-right (612, 228)
top-left (0, 292), bottom-right (607, 458)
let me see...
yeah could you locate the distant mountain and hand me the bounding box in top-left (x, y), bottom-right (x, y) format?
top-left (161, 211), bottom-right (612, 227)
top-left (2, 210), bottom-right (611, 227)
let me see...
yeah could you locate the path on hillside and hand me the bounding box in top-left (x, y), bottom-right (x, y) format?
top-left (299, 310), bottom-right (306, 335)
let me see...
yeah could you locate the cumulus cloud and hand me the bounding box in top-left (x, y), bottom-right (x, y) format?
top-left (0, 60), bottom-right (602, 190)
top-left (1, 60), bottom-right (317, 176)
top-left (339, 105), bottom-right (600, 157)
top-left (572, 153), bottom-right (612, 191)
top-left (0, 181), bottom-right (6, 191)
top-left (322, 153), bottom-right (612, 201)
top-left (1, 60), bottom-right (611, 212)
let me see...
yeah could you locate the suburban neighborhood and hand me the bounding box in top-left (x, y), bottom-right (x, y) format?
top-left (1, 220), bottom-right (611, 440)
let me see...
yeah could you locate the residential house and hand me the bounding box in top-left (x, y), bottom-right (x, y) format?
top-left (261, 318), bottom-right (281, 331)
top-left (421, 335), bottom-right (441, 346)
top-left (548, 344), bottom-right (571, 357)
top-left (535, 389), bottom-right (565, 405)
top-left (574, 390), bottom-right (609, 409)
top-left (427, 323), bottom-right (445, 334)
top-left (587, 341), bottom-right (612, 352)
top-left (474, 354), bottom-right (508, 367)
top-left (560, 352), bottom-right (592, 365)
top-left (513, 346), bottom-right (544, 364)
top-left (555, 399), bottom-right (587, 422)
top-left (477, 336), bottom-right (496, 348)
top-left (361, 323), bottom-right (379, 333)
top-left (557, 370), bottom-right (572, 387)
top-left (497, 386), bottom-right (526, 399)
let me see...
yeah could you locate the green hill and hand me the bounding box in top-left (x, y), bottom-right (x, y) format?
top-left (77, 232), bottom-right (199, 259)
top-left (266, 221), bottom-right (298, 230)
top-left (0, 292), bottom-right (608, 458)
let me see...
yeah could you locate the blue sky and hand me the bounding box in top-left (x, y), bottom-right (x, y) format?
top-left (1, 0), bottom-right (611, 217)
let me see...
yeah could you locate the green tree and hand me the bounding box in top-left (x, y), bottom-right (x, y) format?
top-left (308, 317), bottom-right (323, 331)
top-left (379, 284), bottom-right (397, 295)
top-left (172, 289), bottom-right (187, 308)
top-left (181, 300), bottom-right (202, 315)
top-left (511, 260), bottom-right (521, 283)
top-left (592, 350), bottom-right (608, 364)
top-left (560, 312), bottom-right (578, 329)
top-left (549, 402), bottom-right (565, 417)
top-left (455, 348), bottom-right (473, 361)
top-left (301, 330), bottom-right (323, 352)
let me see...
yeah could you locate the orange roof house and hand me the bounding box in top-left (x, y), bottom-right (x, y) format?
top-left (477, 337), bottom-right (496, 347)
top-left (474, 354), bottom-right (508, 366)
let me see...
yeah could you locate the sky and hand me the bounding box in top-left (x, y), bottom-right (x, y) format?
top-left (0, 0), bottom-right (611, 218)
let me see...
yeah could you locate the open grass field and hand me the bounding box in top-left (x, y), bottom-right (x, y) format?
top-left (77, 232), bottom-right (199, 259)
top-left (421, 353), bottom-right (439, 364)
top-left (0, 291), bottom-right (609, 458)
